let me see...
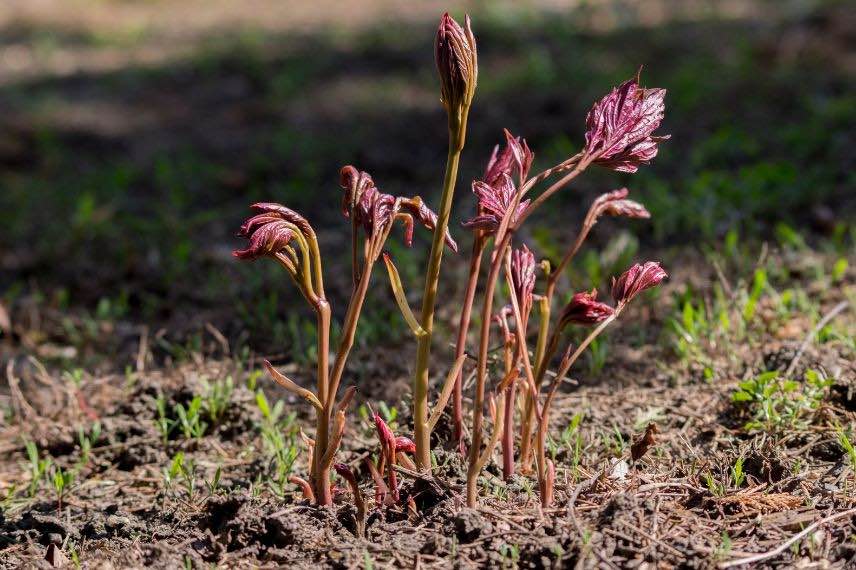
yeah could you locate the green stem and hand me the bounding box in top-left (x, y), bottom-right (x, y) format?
top-left (413, 111), bottom-right (469, 471)
top-left (311, 301), bottom-right (332, 505)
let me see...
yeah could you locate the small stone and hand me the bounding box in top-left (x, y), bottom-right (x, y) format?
top-left (609, 458), bottom-right (629, 480)
top-left (44, 543), bottom-right (68, 567)
top-left (107, 514), bottom-right (131, 532)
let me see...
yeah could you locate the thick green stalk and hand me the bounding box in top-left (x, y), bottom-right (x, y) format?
top-left (413, 112), bottom-right (469, 471)
top-left (310, 301), bottom-right (332, 505)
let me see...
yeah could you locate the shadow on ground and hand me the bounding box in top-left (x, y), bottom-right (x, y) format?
top-left (0, 1), bottom-right (852, 360)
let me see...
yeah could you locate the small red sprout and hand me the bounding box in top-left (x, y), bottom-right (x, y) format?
top-left (584, 70), bottom-right (669, 173)
top-left (395, 436), bottom-right (416, 454)
top-left (373, 413), bottom-right (406, 504)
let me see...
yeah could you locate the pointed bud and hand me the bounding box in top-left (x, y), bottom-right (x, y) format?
top-left (373, 413), bottom-right (396, 453)
top-left (483, 129), bottom-right (534, 187)
top-left (611, 261), bottom-right (668, 305)
top-left (435, 13), bottom-right (477, 116)
top-left (510, 245), bottom-right (537, 320)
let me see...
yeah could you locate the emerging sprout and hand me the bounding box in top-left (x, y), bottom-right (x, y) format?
top-left (372, 413), bottom-right (415, 504)
top-left (394, 436), bottom-right (416, 454)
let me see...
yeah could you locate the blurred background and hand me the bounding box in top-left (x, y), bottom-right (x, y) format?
top-left (0, 0), bottom-right (852, 372)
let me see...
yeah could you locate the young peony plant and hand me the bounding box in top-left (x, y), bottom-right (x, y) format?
top-left (459, 65), bottom-right (669, 506)
top-left (235, 11), bottom-right (671, 512)
top-left (234, 166), bottom-right (452, 505)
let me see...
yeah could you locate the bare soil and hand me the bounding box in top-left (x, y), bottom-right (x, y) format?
top-left (1, 252), bottom-right (854, 568)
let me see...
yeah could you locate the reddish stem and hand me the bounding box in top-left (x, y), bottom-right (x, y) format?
top-left (452, 235), bottom-right (486, 453)
top-left (501, 380), bottom-right (518, 479)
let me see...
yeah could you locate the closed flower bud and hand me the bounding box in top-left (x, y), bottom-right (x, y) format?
top-left (435, 13), bottom-right (477, 116)
top-left (510, 245), bottom-right (537, 319)
top-left (611, 261), bottom-right (668, 305)
top-left (373, 413), bottom-right (395, 452)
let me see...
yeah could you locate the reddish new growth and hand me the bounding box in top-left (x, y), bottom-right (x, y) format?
top-left (233, 203), bottom-right (305, 261)
top-left (510, 245), bottom-right (537, 320)
top-left (591, 187), bottom-right (651, 220)
top-left (340, 166), bottom-right (457, 253)
top-left (372, 413), bottom-right (416, 505)
top-left (584, 70), bottom-right (669, 173)
top-left (612, 261), bottom-right (669, 305)
top-left (483, 129), bottom-right (534, 187)
top-left (462, 130), bottom-right (534, 235)
top-left (559, 289), bottom-right (615, 327)
top-left (463, 175), bottom-right (529, 234)
top-left (233, 10), bottom-right (676, 515)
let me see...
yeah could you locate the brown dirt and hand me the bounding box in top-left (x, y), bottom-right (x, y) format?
top-left (1, 256), bottom-right (854, 568)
